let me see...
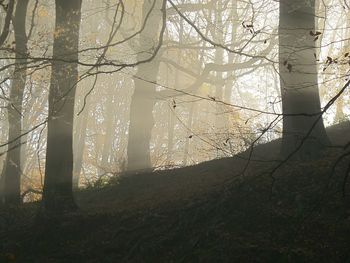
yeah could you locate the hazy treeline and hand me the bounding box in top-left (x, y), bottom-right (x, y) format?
top-left (0, 0), bottom-right (349, 211)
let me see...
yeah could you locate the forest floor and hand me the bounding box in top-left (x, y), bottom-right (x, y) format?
top-left (1, 122), bottom-right (350, 262)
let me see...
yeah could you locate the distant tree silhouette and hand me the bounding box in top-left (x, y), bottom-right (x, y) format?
top-left (1, 0), bottom-right (29, 205)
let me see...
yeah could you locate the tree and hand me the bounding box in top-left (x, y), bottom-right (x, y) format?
top-left (279, 0), bottom-right (330, 158)
top-left (127, 0), bottom-right (165, 171)
top-left (42, 0), bottom-right (82, 212)
top-left (1, 0), bottom-right (29, 205)
top-left (72, 98), bottom-right (89, 189)
top-left (0, 0), bottom-right (15, 47)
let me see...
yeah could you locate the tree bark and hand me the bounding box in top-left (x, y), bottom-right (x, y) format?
top-left (127, 61), bottom-right (159, 171)
top-left (72, 100), bottom-right (89, 189)
top-left (0, 0), bottom-right (15, 47)
top-left (182, 103), bottom-right (195, 166)
top-left (224, 0), bottom-right (238, 104)
top-left (127, 0), bottom-right (164, 171)
top-left (1, 0), bottom-right (29, 205)
top-left (214, 1), bottom-right (225, 158)
top-left (167, 18), bottom-right (184, 166)
top-left (42, 0), bottom-right (82, 212)
top-left (279, 0), bottom-right (330, 158)
top-left (100, 85), bottom-right (116, 175)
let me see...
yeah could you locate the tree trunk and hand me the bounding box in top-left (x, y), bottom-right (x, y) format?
top-left (167, 106), bottom-right (175, 165)
top-left (214, 1), bottom-right (225, 158)
top-left (1, 0), bottom-right (29, 205)
top-left (127, 0), bottom-right (164, 171)
top-left (72, 99), bottom-right (89, 189)
top-left (42, 0), bottom-right (82, 212)
top-left (167, 19), bottom-right (183, 166)
top-left (224, 0), bottom-right (238, 104)
top-left (279, 0), bottom-right (330, 158)
top-left (100, 85), bottom-right (116, 175)
top-left (182, 103), bottom-right (195, 166)
top-left (127, 61), bottom-right (159, 171)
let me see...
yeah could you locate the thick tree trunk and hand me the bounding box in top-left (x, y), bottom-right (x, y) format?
top-left (1, 0), bottom-right (29, 205)
top-left (279, 0), bottom-right (330, 158)
top-left (127, 61), bottom-right (159, 171)
top-left (127, 0), bottom-right (164, 171)
top-left (42, 0), bottom-right (82, 212)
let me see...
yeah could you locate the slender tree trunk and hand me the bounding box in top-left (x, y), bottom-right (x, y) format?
top-left (42, 0), bottom-right (82, 212)
top-left (182, 30), bottom-right (207, 166)
top-left (0, 0), bottom-right (15, 47)
top-left (1, 0), bottom-right (29, 205)
top-left (224, 0), bottom-right (238, 104)
top-left (20, 95), bottom-right (32, 173)
top-left (167, 19), bottom-right (183, 166)
top-left (214, 1), bottom-right (225, 158)
top-left (100, 86), bottom-right (116, 174)
top-left (127, 0), bottom-right (164, 171)
top-left (182, 103), bottom-right (195, 166)
top-left (72, 100), bottom-right (89, 189)
top-left (167, 106), bottom-right (175, 165)
top-left (334, 96), bottom-right (345, 123)
top-left (279, 0), bottom-right (330, 158)
top-left (22, 97), bottom-right (46, 176)
top-left (221, 0), bottom-right (239, 156)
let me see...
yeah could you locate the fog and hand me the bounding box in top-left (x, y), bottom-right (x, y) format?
top-left (0, 0), bottom-right (347, 199)
top-left (0, 0), bottom-right (350, 262)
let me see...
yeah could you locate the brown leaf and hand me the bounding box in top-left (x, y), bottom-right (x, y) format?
top-left (309, 31), bottom-right (322, 36)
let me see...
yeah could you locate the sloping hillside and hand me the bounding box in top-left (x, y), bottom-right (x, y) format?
top-left (1, 122), bottom-right (350, 263)
top-left (77, 121), bottom-right (350, 212)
